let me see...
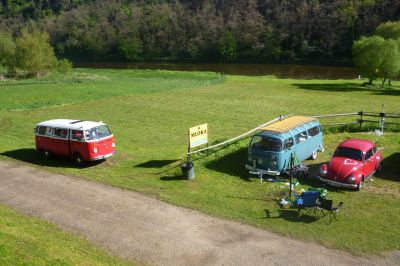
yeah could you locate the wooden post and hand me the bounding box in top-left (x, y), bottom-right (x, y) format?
top-left (380, 104), bottom-right (385, 133)
top-left (359, 111), bottom-right (363, 129)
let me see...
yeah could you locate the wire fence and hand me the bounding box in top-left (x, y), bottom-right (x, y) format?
top-left (187, 106), bottom-right (400, 156)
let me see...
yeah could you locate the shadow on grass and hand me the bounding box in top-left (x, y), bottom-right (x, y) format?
top-left (205, 147), bottom-right (250, 181)
top-left (135, 159), bottom-right (180, 168)
top-left (293, 82), bottom-right (400, 96)
top-left (160, 175), bottom-right (186, 181)
top-left (376, 153), bottom-right (400, 182)
top-left (0, 148), bottom-right (101, 168)
top-left (296, 162), bottom-right (349, 193)
top-left (265, 209), bottom-right (318, 223)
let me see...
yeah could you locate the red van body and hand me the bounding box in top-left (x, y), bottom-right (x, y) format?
top-left (35, 119), bottom-right (116, 165)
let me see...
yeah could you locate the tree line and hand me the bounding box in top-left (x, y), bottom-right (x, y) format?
top-left (1, 0), bottom-right (399, 62)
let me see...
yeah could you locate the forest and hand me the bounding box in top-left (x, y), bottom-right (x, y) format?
top-left (0, 0), bottom-right (399, 62)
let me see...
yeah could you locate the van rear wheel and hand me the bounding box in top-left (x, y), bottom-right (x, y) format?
top-left (73, 153), bottom-right (84, 167)
top-left (42, 150), bottom-right (51, 160)
top-left (310, 150), bottom-right (318, 160)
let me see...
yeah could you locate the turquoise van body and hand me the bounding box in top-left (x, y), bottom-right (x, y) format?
top-left (245, 116), bottom-right (323, 176)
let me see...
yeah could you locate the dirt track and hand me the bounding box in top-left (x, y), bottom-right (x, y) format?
top-left (0, 160), bottom-right (397, 265)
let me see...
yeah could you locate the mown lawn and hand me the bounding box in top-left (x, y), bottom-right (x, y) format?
top-left (0, 68), bottom-right (399, 257)
top-left (0, 203), bottom-right (133, 265)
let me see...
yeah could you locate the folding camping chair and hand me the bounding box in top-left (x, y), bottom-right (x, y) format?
top-left (316, 196), bottom-right (344, 224)
top-left (296, 191), bottom-right (321, 217)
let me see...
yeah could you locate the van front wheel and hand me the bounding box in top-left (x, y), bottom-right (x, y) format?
top-left (73, 153), bottom-right (84, 167)
top-left (310, 150), bottom-right (318, 160)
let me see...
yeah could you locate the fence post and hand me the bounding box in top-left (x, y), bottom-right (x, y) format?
top-left (380, 104), bottom-right (385, 133)
top-left (359, 111), bottom-right (363, 129)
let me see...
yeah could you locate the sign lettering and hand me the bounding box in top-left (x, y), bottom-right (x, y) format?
top-left (189, 123), bottom-right (208, 148)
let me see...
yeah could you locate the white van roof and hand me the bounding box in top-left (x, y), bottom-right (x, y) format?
top-left (36, 119), bottom-right (107, 131)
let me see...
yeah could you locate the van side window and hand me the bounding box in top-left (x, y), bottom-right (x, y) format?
top-left (365, 148), bottom-right (374, 161)
top-left (71, 130), bottom-right (84, 141)
top-left (307, 126), bottom-right (320, 137)
top-left (54, 128), bottom-right (68, 139)
top-left (45, 127), bottom-right (53, 136)
top-left (38, 126), bottom-right (47, 135)
top-left (284, 138), bottom-right (294, 149)
top-left (295, 131), bottom-right (307, 144)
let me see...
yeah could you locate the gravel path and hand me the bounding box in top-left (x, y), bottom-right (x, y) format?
top-left (0, 160), bottom-right (397, 265)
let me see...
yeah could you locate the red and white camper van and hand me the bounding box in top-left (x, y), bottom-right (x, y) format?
top-left (35, 119), bottom-right (116, 165)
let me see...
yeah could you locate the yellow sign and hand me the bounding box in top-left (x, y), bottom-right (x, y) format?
top-left (189, 123), bottom-right (208, 148)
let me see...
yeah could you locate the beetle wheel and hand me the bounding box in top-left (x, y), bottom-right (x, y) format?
top-left (356, 180), bottom-right (363, 191)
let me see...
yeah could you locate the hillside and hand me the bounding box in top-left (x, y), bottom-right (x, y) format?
top-left (1, 0), bottom-right (399, 62)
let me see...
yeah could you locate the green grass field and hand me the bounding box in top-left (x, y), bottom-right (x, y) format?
top-left (0, 68), bottom-right (399, 258)
top-left (0, 203), bottom-right (132, 265)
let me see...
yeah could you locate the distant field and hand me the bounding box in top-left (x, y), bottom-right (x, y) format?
top-left (0, 68), bottom-right (399, 256)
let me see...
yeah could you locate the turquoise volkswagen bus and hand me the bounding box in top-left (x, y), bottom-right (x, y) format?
top-left (245, 116), bottom-right (323, 176)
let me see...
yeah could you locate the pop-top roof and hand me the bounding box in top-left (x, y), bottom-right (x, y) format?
top-left (36, 119), bottom-right (106, 131)
top-left (262, 116), bottom-right (316, 134)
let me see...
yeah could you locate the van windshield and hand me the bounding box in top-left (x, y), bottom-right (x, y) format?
top-left (250, 136), bottom-right (283, 152)
top-left (84, 125), bottom-right (112, 140)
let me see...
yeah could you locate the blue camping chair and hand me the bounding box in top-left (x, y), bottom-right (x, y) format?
top-left (296, 191), bottom-right (321, 216)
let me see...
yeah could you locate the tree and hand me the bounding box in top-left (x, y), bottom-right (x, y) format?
top-left (217, 31), bottom-right (237, 62)
top-left (353, 36), bottom-right (384, 84)
top-left (0, 31), bottom-right (17, 75)
top-left (377, 39), bottom-right (400, 87)
top-left (353, 36), bottom-right (400, 86)
top-left (375, 21), bottom-right (400, 40)
top-left (15, 30), bottom-right (58, 77)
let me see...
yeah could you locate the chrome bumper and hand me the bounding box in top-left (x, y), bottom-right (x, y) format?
top-left (90, 152), bottom-right (116, 161)
top-left (245, 164), bottom-right (280, 176)
top-left (317, 176), bottom-right (358, 188)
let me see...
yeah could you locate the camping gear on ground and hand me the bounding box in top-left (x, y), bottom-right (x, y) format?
top-left (307, 187), bottom-right (328, 197)
top-left (316, 196), bottom-right (344, 224)
top-left (295, 191), bottom-right (321, 216)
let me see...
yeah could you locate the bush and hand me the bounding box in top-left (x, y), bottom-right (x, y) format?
top-left (0, 32), bottom-right (17, 75)
top-left (15, 30), bottom-right (58, 77)
top-left (56, 59), bottom-right (73, 73)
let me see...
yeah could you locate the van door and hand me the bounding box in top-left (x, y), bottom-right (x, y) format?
top-left (52, 128), bottom-right (70, 157)
top-left (294, 130), bottom-right (309, 161)
top-left (307, 125), bottom-right (322, 155)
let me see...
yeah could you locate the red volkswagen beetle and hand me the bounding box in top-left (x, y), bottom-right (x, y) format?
top-left (318, 139), bottom-right (382, 190)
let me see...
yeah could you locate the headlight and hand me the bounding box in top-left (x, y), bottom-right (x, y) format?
top-left (271, 161), bottom-right (277, 166)
top-left (258, 159), bottom-right (263, 164)
top-left (319, 169), bottom-right (327, 176)
top-left (319, 164), bottom-right (328, 176)
top-left (93, 147), bottom-right (98, 154)
top-left (347, 176), bottom-right (356, 184)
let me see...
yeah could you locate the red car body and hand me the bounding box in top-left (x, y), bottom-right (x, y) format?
top-left (35, 119), bottom-right (116, 165)
top-left (318, 139), bottom-right (382, 190)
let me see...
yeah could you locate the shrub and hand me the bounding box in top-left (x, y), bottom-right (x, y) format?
top-left (56, 58), bottom-right (73, 73)
top-left (15, 30), bottom-right (58, 77)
